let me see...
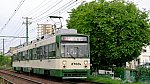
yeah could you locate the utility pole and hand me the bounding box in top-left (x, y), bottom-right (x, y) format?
top-left (0, 37), bottom-right (27, 56)
top-left (2, 38), bottom-right (4, 55)
top-left (23, 17), bottom-right (32, 44)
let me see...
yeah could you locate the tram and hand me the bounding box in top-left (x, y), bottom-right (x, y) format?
top-left (12, 29), bottom-right (90, 79)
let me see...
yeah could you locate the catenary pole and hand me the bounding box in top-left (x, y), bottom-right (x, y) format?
top-left (23, 17), bottom-right (32, 44)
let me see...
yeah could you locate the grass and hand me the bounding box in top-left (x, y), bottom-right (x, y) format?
top-left (0, 66), bottom-right (12, 69)
top-left (85, 76), bottom-right (146, 84)
top-left (86, 76), bottom-right (122, 84)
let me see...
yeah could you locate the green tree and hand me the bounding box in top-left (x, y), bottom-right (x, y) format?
top-left (0, 55), bottom-right (11, 68)
top-left (67, 0), bottom-right (150, 67)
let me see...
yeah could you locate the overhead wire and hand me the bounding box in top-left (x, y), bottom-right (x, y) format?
top-left (31, 0), bottom-right (78, 23)
top-left (59, 1), bottom-right (82, 14)
top-left (49, 0), bottom-right (75, 15)
top-left (0, 0), bottom-right (26, 34)
top-left (26, 0), bottom-right (53, 17)
top-left (6, 0), bottom-right (50, 45)
top-left (32, 0), bottom-right (63, 20)
top-left (8, 19), bottom-right (23, 35)
top-left (31, 0), bottom-right (74, 22)
top-left (14, 24), bottom-right (24, 35)
top-left (5, 0), bottom-right (80, 48)
top-left (50, 0), bottom-right (78, 15)
top-left (4, 24), bottom-right (24, 48)
top-left (5, 0), bottom-right (81, 48)
top-left (28, 0), bottom-right (80, 39)
top-left (4, 18), bottom-right (24, 47)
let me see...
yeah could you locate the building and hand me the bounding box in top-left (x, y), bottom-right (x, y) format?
top-left (126, 46), bottom-right (150, 69)
top-left (5, 47), bottom-right (16, 56)
top-left (37, 24), bottom-right (53, 37)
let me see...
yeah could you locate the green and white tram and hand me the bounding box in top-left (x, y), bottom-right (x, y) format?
top-left (12, 29), bottom-right (90, 79)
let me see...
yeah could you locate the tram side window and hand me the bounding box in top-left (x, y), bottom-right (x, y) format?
top-left (52, 43), bottom-right (56, 56)
top-left (24, 51), bottom-right (28, 60)
top-left (35, 46), bottom-right (46, 60)
top-left (19, 53), bottom-right (21, 60)
top-left (20, 52), bottom-right (23, 61)
top-left (13, 54), bottom-right (17, 61)
top-left (36, 47), bottom-right (41, 59)
top-left (40, 46), bottom-right (45, 59)
top-left (18, 52), bottom-right (21, 61)
top-left (16, 53), bottom-right (19, 61)
top-left (52, 43), bottom-right (56, 50)
top-left (14, 53), bottom-right (20, 61)
top-left (16, 54), bottom-right (18, 61)
top-left (48, 43), bottom-right (56, 58)
top-left (26, 50), bottom-right (30, 60)
top-left (32, 48), bottom-right (37, 60)
top-left (22, 51), bottom-right (25, 60)
top-left (22, 51), bottom-right (28, 60)
top-left (45, 45), bottom-right (49, 59)
top-left (48, 44), bottom-right (52, 57)
top-left (29, 49), bottom-right (32, 60)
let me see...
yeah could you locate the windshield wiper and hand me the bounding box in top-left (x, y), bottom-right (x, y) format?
top-left (74, 47), bottom-right (79, 57)
top-left (67, 52), bottom-right (75, 59)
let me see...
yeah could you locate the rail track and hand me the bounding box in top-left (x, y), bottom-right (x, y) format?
top-left (0, 69), bottom-right (98, 84)
top-left (0, 69), bottom-right (43, 84)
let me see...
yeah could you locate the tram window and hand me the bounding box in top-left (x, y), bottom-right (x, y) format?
top-left (61, 44), bottom-right (88, 58)
top-left (41, 46), bottom-right (45, 59)
top-left (15, 54), bottom-right (17, 61)
top-left (49, 45), bottom-right (52, 52)
top-left (39, 47), bottom-right (42, 59)
top-left (52, 43), bottom-right (56, 56)
top-left (32, 48), bottom-right (37, 60)
top-left (29, 49), bottom-right (32, 60)
top-left (13, 54), bottom-right (17, 61)
top-left (19, 53), bottom-right (21, 60)
top-left (22, 51), bottom-right (28, 60)
top-left (48, 43), bottom-right (56, 58)
top-left (52, 43), bottom-right (56, 51)
top-left (25, 51), bottom-right (28, 60)
top-left (45, 45), bottom-right (49, 59)
top-left (32, 49), bottom-right (34, 60)
top-left (22, 51), bottom-right (25, 60)
top-left (12, 55), bottom-right (15, 61)
top-left (16, 53), bottom-right (19, 61)
top-left (18, 52), bottom-right (21, 61)
top-left (20, 52), bottom-right (22, 60)
top-left (48, 44), bottom-right (52, 57)
top-left (36, 47), bottom-right (41, 59)
top-left (26, 50), bottom-right (29, 60)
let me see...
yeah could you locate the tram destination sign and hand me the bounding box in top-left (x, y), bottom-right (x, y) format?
top-left (61, 36), bottom-right (88, 42)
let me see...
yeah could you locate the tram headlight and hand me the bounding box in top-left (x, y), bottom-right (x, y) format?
top-left (84, 60), bottom-right (88, 65)
top-left (62, 60), bottom-right (67, 65)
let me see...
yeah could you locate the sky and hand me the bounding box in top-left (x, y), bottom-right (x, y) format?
top-left (0, 0), bottom-right (149, 53)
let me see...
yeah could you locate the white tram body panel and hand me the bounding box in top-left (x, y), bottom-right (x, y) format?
top-left (12, 59), bottom-right (90, 69)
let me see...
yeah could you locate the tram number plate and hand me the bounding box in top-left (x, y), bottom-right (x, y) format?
top-left (71, 63), bottom-right (81, 65)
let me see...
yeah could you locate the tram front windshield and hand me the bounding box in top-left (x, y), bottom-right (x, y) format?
top-left (61, 43), bottom-right (89, 58)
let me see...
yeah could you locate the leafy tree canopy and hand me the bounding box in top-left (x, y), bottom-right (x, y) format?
top-left (67, 0), bottom-right (150, 67)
